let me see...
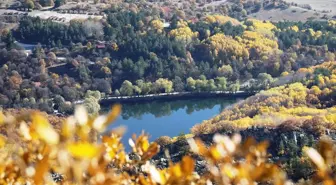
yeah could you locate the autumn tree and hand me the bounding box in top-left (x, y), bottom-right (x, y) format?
top-left (208, 33), bottom-right (249, 62)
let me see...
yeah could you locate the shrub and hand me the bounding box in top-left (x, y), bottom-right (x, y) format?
top-left (155, 136), bottom-right (173, 147)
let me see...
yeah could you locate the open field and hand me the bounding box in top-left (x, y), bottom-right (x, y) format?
top-left (0, 0), bottom-right (18, 8)
top-left (284, 0), bottom-right (336, 12)
top-left (249, 6), bottom-right (331, 22)
top-left (28, 10), bottom-right (103, 23)
top-left (0, 9), bottom-right (103, 23)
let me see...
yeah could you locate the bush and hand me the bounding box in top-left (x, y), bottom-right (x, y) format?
top-left (155, 136), bottom-right (173, 147)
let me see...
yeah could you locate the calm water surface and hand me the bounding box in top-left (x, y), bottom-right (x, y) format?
top-left (104, 97), bottom-right (241, 145)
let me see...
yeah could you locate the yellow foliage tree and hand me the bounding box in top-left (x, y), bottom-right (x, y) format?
top-left (246, 19), bottom-right (277, 38)
top-left (208, 33), bottom-right (249, 61)
top-left (150, 19), bottom-right (164, 33)
top-left (169, 25), bottom-right (198, 44)
top-left (241, 31), bottom-right (279, 58)
top-left (205, 15), bottom-right (241, 25)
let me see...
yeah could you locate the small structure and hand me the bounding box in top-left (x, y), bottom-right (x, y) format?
top-left (95, 41), bottom-right (106, 49)
top-left (160, 19), bottom-right (171, 28)
top-left (96, 44), bottom-right (105, 49)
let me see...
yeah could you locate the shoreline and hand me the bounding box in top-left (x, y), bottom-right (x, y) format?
top-left (98, 91), bottom-right (255, 105)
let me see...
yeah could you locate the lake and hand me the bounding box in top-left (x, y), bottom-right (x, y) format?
top-left (103, 97), bottom-right (242, 146)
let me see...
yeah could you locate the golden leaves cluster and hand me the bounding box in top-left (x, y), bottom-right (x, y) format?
top-left (205, 15), bottom-right (241, 26)
top-left (209, 33), bottom-right (249, 61)
top-left (169, 21), bottom-right (198, 44)
top-left (188, 134), bottom-right (289, 185)
top-left (303, 137), bottom-right (336, 184)
top-left (150, 19), bottom-right (164, 33)
top-left (246, 19), bottom-right (277, 38)
top-left (240, 31), bottom-right (279, 58)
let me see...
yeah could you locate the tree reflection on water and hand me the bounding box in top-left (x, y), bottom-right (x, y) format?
top-left (111, 97), bottom-right (241, 120)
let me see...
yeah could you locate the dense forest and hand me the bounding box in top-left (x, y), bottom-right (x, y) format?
top-left (0, 5), bottom-right (335, 113)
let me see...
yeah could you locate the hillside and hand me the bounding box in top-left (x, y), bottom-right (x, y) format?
top-left (192, 61), bottom-right (336, 135)
top-left (153, 61), bottom-right (336, 181)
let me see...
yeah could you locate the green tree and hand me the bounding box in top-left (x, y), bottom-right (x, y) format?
top-left (57, 40), bottom-right (63, 48)
top-left (25, 0), bottom-right (35, 9)
top-left (136, 80), bottom-right (152, 95)
top-left (133, 85), bottom-right (142, 95)
top-left (33, 44), bottom-right (45, 59)
top-left (195, 79), bottom-right (207, 92)
top-left (187, 77), bottom-right (196, 91)
top-left (228, 81), bottom-right (240, 93)
top-left (207, 79), bottom-right (217, 91)
top-left (54, 0), bottom-right (66, 7)
top-left (58, 101), bottom-right (74, 114)
top-left (84, 90), bottom-right (101, 115)
top-left (85, 90), bottom-right (101, 100)
top-left (173, 76), bottom-right (185, 92)
top-left (120, 80), bottom-right (134, 96)
top-left (62, 86), bottom-right (77, 101)
top-left (218, 65), bottom-right (233, 78)
top-left (216, 77), bottom-right (227, 91)
top-left (84, 96), bottom-right (100, 115)
top-left (3, 32), bottom-right (15, 49)
top-left (114, 89), bottom-right (120, 96)
top-left (257, 73), bottom-right (274, 89)
top-left (39, 0), bottom-right (54, 6)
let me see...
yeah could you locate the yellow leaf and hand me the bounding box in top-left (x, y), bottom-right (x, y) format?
top-left (92, 115), bottom-right (107, 132)
top-left (142, 142), bottom-right (159, 161)
top-left (33, 155), bottom-right (49, 185)
top-left (75, 105), bottom-right (88, 126)
top-left (61, 116), bottom-right (76, 138)
top-left (141, 139), bottom-right (149, 152)
top-left (181, 156), bottom-right (194, 175)
top-left (32, 113), bottom-right (59, 145)
top-left (67, 142), bottom-right (101, 159)
top-left (105, 104), bottom-right (121, 125)
top-left (210, 147), bottom-right (222, 161)
top-left (0, 135), bottom-right (6, 148)
top-left (171, 164), bottom-right (182, 177)
top-left (0, 111), bottom-right (4, 124)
